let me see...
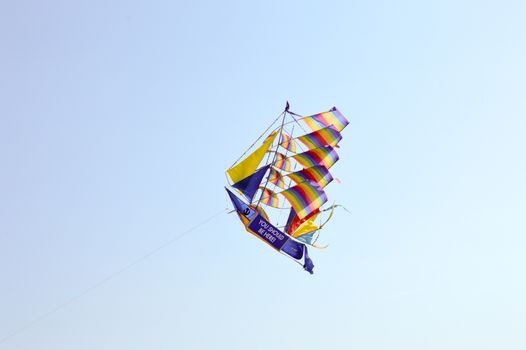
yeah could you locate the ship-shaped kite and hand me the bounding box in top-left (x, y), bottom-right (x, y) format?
top-left (225, 103), bottom-right (349, 274)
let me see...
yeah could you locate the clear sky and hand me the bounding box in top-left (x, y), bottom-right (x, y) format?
top-left (1, 0), bottom-right (525, 349)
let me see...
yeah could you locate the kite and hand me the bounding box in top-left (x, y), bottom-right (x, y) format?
top-left (225, 103), bottom-right (349, 274)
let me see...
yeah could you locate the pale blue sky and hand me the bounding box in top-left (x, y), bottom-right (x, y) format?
top-left (1, 0), bottom-right (525, 349)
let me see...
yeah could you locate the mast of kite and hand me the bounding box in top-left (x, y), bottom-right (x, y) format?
top-left (255, 101), bottom-right (290, 208)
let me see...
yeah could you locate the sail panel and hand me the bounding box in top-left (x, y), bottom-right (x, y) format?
top-left (259, 187), bottom-right (281, 208)
top-left (292, 146), bottom-right (339, 169)
top-left (287, 165), bottom-right (333, 188)
top-left (296, 231), bottom-right (317, 245)
top-left (296, 125), bottom-right (342, 150)
top-left (273, 152), bottom-right (293, 171)
top-left (232, 165), bottom-right (270, 202)
top-left (287, 208), bottom-right (320, 234)
top-left (280, 133), bottom-right (298, 153)
top-left (268, 168), bottom-right (286, 188)
top-left (291, 212), bottom-right (319, 238)
top-left (227, 132), bottom-right (277, 183)
top-left (280, 181), bottom-right (327, 220)
top-left (303, 107), bottom-right (349, 132)
top-left (284, 208), bottom-right (297, 234)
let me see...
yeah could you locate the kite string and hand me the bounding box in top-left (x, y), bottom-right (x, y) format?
top-left (0, 208), bottom-right (228, 346)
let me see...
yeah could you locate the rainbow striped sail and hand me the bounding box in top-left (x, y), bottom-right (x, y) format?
top-left (268, 168), bottom-right (286, 188)
top-left (273, 152), bottom-right (293, 171)
top-left (225, 103), bottom-right (349, 274)
top-left (293, 146), bottom-right (339, 169)
top-left (259, 187), bottom-right (281, 208)
top-left (287, 165), bottom-right (333, 188)
top-left (297, 125), bottom-right (342, 149)
top-left (281, 181), bottom-right (328, 220)
top-left (302, 107), bottom-right (349, 132)
top-left (280, 133), bottom-right (298, 153)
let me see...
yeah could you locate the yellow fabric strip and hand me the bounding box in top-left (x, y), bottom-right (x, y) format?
top-left (227, 132), bottom-right (277, 183)
top-left (319, 205), bottom-right (335, 229)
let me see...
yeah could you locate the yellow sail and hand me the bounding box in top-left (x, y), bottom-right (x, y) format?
top-left (291, 213), bottom-right (319, 238)
top-left (227, 132), bottom-right (277, 183)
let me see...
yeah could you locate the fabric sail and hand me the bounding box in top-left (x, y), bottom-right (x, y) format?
top-left (287, 208), bottom-right (320, 234)
top-left (291, 212), bottom-right (319, 239)
top-left (295, 231), bottom-right (317, 245)
top-left (279, 133), bottom-right (298, 153)
top-left (284, 208), bottom-right (297, 233)
top-left (302, 107), bottom-right (350, 132)
top-left (292, 146), bottom-right (339, 169)
top-left (296, 125), bottom-right (342, 150)
top-left (268, 168), bottom-right (286, 188)
top-left (273, 152), bottom-right (293, 171)
top-left (258, 187), bottom-right (281, 208)
top-left (227, 132), bottom-right (277, 183)
top-left (280, 181), bottom-right (327, 219)
top-left (232, 165), bottom-right (270, 202)
top-left (287, 165), bottom-right (333, 188)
